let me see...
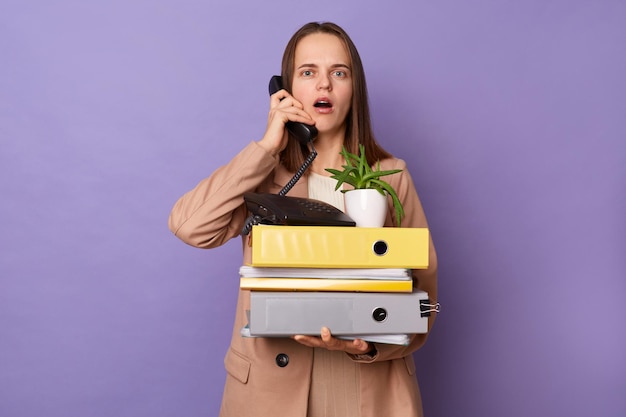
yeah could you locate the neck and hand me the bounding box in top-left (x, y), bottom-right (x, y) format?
top-left (309, 133), bottom-right (345, 176)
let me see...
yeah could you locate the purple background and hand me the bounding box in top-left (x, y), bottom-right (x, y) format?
top-left (2, 1), bottom-right (625, 416)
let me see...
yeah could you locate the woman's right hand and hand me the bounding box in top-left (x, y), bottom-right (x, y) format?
top-left (257, 89), bottom-right (315, 156)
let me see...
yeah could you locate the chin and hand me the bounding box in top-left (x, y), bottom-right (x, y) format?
top-left (313, 120), bottom-right (343, 134)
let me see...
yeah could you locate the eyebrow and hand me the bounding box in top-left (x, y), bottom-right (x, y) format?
top-left (297, 63), bottom-right (351, 70)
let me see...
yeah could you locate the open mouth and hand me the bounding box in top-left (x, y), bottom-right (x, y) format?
top-left (314, 100), bottom-right (333, 108)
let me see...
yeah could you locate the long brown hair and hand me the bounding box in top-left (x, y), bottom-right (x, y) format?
top-left (279, 22), bottom-right (392, 172)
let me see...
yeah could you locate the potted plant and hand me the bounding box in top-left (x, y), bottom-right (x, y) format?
top-left (325, 144), bottom-right (405, 227)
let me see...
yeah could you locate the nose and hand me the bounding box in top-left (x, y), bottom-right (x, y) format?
top-left (317, 74), bottom-right (331, 91)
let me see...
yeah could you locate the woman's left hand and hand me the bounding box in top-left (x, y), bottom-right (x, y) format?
top-left (293, 327), bottom-right (371, 355)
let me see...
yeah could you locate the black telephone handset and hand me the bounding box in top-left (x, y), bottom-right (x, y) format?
top-left (240, 76), bottom-right (351, 235)
top-left (269, 75), bottom-right (318, 144)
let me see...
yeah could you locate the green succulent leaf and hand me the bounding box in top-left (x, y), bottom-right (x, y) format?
top-left (370, 179), bottom-right (405, 227)
top-left (326, 166), bottom-right (358, 190)
top-left (324, 145), bottom-right (406, 227)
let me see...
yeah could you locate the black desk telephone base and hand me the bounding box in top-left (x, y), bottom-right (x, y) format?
top-left (243, 192), bottom-right (355, 227)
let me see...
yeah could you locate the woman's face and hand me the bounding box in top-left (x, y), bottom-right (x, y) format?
top-left (291, 33), bottom-right (353, 137)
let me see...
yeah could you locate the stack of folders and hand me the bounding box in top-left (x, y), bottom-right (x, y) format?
top-left (240, 225), bottom-right (438, 346)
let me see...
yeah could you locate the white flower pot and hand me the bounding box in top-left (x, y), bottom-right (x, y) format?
top-left (344, 189), bottom-right (388, 228)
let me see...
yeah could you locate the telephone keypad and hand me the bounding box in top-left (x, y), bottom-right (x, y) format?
top-left (298, 200), bottom-right (337, 214)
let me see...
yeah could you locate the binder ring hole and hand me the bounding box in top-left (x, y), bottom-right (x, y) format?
top-left (372, 240), bottom-right (388, 256)
top-left (372, 307), bottom-right (387, 322)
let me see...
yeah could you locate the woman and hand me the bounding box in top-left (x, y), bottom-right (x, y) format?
top-left (169, 21), bottom-right (438, 417)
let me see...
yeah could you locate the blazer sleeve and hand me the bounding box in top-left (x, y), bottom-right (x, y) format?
top-left (168, 141), bottom-right (279, 249)
top-left (349, 158), bottom-right (438, 363)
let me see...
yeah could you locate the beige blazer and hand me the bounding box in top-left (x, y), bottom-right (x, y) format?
top-left (169, 142), bottom-right (438, 417)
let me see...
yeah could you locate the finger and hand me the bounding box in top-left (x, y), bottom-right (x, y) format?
top-left (352, 338), bottom-right (370, 353)
top-left (270, 88), bottom-right (289, 99)
top-left (320, 328), bottom-right (351, 351)
top-left (293, 335), bottom-right (321, 348)
top-left (272, 108), bottom-right (315, 126)
top-left (275, 97), bottom-right (304, 112)
top-left (269, 88), bottom-right (287, 102)
top-left (270, 91), bottom-right (303, 109)
top-left (320, 327), bottom-right (332, 342)
top-left (320, 327), bottom-right (340, 348)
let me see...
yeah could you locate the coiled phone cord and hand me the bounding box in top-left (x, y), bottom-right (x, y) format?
top-left (278, 140), bottom-right (317, 196)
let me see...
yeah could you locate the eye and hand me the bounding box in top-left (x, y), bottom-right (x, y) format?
top-left (332, 70), bottom-right (347, 78)
top-left (301, 70), bottom-right (314, 77)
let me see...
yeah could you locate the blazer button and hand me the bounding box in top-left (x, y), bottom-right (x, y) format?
top-left (275, 353), bottom-right (289, 367)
